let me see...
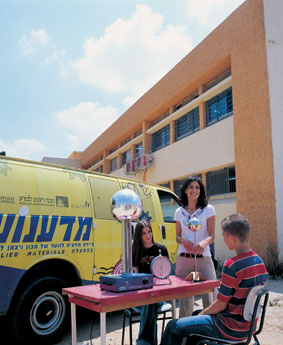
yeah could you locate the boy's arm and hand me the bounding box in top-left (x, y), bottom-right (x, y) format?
top-left (199, 298), bottom-right (228, 315)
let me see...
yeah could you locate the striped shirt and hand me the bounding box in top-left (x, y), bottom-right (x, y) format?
top-left (213, 250), bottom-right (268, 340)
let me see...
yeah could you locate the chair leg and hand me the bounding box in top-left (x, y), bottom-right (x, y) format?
top-left (121, 312), bottom-right (126, 345)
top-left (161, 311), bottom-right (166, 335)
top-left (253, 334), bottom-right (260, 345)
top-left (129, 313), bottom-right (133, 345)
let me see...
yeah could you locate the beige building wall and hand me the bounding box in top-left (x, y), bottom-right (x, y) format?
top-left (146, 116), bottom-right (234, 184)
top-left (72, 0), bottom-right (282, 264)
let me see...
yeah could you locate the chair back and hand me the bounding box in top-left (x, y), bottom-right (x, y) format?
top-left (243, 285), bottom-right (266, 321)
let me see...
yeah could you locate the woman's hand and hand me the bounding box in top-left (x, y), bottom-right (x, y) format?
top-left (194, 242), bottom-right (205, 255)
top-left (183, 239), bottom-right (196, 253)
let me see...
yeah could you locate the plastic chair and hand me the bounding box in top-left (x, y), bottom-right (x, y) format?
top-left (121, 302), bottom-right (173, 345)
top-left (191, 285), bottom-right (269, 345)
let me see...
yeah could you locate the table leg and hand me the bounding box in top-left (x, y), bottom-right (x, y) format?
top-left (172, 300), bottom-right (177, 319)
top-left (100, 312), bottom-right (106, 345)
top-left (208, 291), bottom-right (213, 305)
top-left (71, 302), bottom-right (77, 345)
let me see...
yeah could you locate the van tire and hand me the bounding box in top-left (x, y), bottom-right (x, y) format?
top-left (11, 276), bottom-right (68, 344)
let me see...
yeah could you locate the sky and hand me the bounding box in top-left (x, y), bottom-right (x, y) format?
top-left (0, 0), bottom-right (245, 162)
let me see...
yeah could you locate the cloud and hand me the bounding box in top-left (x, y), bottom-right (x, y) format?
top-left (55, 102), bottom-right (119, 151)
top-left (19, 29), bottom-right (49, 55)
top-left (19, 29), bottom-right (67, 76)
top-left (0, 138), bottom-right (46, 160)
top-left (72, 4), bottom-right (193, 107)
top-left (186, 0), bottom-right (245, 30)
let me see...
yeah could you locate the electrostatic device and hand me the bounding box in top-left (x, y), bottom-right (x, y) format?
top-left (100, 189), bottom-right (154, 292)
top-left (186, 217), bottom-right (206, 282)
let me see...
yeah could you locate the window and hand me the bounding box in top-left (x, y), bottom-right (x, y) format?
top-left (206, 87), bottom-right (233, 126)
top-left (205, 69), bottom-right (231, 91)
top-left (152, 124), bottom-right (170, 152)
top-left (159, 182), bottom-right (170, 189)
top-left (175, 107), bottom-right (200, 142)
top-left (157, 190), bottom-right (179, 223)
top-left (122, 149), bottom-right (131, 166)
top-left (135, 142), bottom-right (143, 157)
top-left (110, 157), bottom-right (118, 172)
top-left (206, 166), bottom-right (236, 196)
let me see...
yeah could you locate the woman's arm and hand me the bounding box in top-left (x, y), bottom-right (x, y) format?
top-left (194, 215), bottom-right (215, 255)
top-left (176, 221), bottom-right (195, 253)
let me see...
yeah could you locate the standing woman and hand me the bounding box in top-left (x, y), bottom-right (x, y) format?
top-left (132, 220), bottom-right (169, 345)
top-left (175, 176), bottom-right (217, 318)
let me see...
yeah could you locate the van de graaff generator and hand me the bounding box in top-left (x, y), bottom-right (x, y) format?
top-left (99, 189), bottom-right (154, 292)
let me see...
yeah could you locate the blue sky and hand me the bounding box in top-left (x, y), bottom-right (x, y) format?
top-left (0, 0), bottom-right (245, 161)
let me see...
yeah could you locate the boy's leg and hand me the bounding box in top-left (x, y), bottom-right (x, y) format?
top-left (160, 315), bottom-right (225, 345)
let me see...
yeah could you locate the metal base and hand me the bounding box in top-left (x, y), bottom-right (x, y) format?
top-left (185, 271), bottom-right (206, 282)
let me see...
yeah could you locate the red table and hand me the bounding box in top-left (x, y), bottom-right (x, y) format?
top-left (63, 276), bottom-right (220, 345)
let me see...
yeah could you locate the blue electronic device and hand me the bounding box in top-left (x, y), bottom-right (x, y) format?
top-left (100, 272), bottom-right (154, 292)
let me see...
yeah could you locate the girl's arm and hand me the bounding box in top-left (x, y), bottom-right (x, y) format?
top-left (176, 220), bottom-right (195, 253)
top-left (194, 215), bottom-right (215, 255)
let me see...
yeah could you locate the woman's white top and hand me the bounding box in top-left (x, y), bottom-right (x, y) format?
top-left (174, 204), bottom-right (216, 257)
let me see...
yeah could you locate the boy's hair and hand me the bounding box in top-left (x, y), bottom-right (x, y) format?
top-left (221, 214), bottom-right (250, 242)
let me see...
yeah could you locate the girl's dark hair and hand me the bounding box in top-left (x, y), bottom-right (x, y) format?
top-left (179, 176), bottom-right (208, 209)
top-left (132, 220), bottom-right (154, 267)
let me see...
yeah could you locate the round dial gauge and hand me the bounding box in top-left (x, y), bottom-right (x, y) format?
top-left (150, 256), bottom-right (172, 279)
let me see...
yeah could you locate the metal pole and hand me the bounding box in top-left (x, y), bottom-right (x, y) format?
top-left (122, 219), bottom-right (132, 273)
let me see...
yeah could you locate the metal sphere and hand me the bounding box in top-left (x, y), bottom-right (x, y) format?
top-left (188, 217), bottom-right (202, 232)
top-left (111, 189), bottom-right (142, 220)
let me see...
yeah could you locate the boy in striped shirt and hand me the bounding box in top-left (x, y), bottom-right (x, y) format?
top-left (161, 214), bottom-right (268, 345)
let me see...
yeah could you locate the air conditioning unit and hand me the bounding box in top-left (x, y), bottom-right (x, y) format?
top-left (124, 159), bottom-right (136, 174)
top-left (136, 153), bottom-right (153, 170)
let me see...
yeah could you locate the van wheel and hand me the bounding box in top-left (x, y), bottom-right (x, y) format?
top-left (11, 277), bottom-right (68, 344)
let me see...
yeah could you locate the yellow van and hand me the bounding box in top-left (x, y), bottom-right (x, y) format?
top-left (0, 156), bottom-right (179, 344)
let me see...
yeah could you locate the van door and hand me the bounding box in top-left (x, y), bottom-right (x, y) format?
top-left (154, 189), bottom-right (180, 265)
top-left (88, 175), bottom-right (121, 281)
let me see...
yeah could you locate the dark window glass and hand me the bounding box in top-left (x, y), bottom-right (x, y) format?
top-left (159, 182), bottom-right (171, 189)
top-left (135, 142), bottom-right (143, 156)
top-left (122, 149), bottom-right (131, 165)
top-left (206, 166), bottom-right (236, 196)
top-left (152, 124), bottom-right (170, 152)
top-left (206, 87), bottom-right (233, 126)
top-left (175, 107), bottom-right (200, 141)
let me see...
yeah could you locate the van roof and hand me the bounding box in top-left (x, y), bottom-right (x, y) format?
top-left (1, 155), bottom-right (175, 193)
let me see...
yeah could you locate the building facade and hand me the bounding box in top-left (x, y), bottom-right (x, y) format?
top-left (71, 0), bottom-right (283, 265)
